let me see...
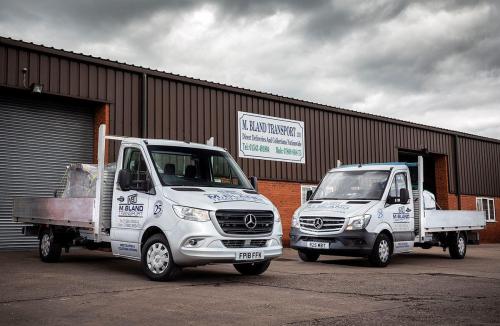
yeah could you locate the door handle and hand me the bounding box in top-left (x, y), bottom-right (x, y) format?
top-left (406, 208), bottom-right (412, 212)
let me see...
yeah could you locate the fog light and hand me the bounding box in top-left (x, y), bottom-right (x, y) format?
top-left (184, 238), bottom-right (204, 248)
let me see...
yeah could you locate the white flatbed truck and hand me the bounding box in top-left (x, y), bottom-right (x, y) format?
top-left (12, 125), bottom-right (283, 281)
top-left (290, 157), bottom-right (485, 266)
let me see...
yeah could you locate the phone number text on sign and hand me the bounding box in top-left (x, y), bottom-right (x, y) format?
top-left (238, 111), bottom-right (305, 164)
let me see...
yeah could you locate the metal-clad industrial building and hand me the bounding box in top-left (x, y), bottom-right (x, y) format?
top-left (1, 36), bottom-right (499, 249)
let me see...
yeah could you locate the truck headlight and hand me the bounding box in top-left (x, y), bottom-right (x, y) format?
top-left (173, 205), bottom-right (210, 222)
top-left (291, 210), bottom-right (301, 228)
top-left (346, 214), bottom-right (371, 231)
top-left (272, 206), bottom-right (281, 223)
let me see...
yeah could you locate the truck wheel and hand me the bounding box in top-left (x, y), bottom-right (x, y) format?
top-left (298, 250), bottom-right (320, 262)
top-left (234, 261), bottom-right (271, 275)
top-left (141, 234), bottom-right (180, 281)
top-left (369, 233), bottom-right (392, 267)
top-left (39, 229), bottom-right (62, 263)
top-left (449, 232), bottom-right (467, 259)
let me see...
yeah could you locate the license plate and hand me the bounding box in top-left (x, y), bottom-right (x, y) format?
top-left (306, 241), bottom-right (329, 249)
top-left (236, 251), bottom-right (264, 261)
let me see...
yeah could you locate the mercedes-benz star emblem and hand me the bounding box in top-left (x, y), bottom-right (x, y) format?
top-left (244, 214), bottom-right (257, 229)
top-left (314, 217), bottom-right (323, 229)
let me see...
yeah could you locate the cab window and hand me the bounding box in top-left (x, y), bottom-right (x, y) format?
top-left (389, 172), bottom-right (408, 203)
top-left (123, 147), bottom-right (151, 192)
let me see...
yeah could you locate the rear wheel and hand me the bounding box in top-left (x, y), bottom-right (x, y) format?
top-left (369, 233), bottom-right (392, 267)
top-left (39, 228), bottom-right (62, 263)
top-left (449, 232), bottom-right (467, 259)
top-left (234, 261), bottom-right (271, 275)
top-left (141, 234), bottom-right (180, 281)
top-left (298, 250), bottom-right (320, 262)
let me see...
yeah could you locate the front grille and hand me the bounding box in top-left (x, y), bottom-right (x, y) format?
top-left (300, 216), bottom-right (345, 232)
top-left (215, 210), bottom-right (274, 235)
top-left (222, 239), bottom-right (269, 248)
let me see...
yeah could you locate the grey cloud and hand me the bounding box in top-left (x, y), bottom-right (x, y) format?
top-left (0, 0), bottom-right (499, 139)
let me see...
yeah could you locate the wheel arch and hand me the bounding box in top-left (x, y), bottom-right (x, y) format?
top-left (378, 229), bottom-right (395, 253)
top-left (140, 226), bottom-right (166, 249)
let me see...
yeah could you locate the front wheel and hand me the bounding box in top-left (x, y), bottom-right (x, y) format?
top-left (234, 261), bottom-right (271, 275)
top-left (369, 233), bottom-right (392, 267)
top-left (39, 228), bottom-right (62, 263)
top-left (298, 250), bottom-right (320, 262)
top-left (449, 232), bottom-right (467, 259)
top-left (141, 234), bottom-right (180, 281)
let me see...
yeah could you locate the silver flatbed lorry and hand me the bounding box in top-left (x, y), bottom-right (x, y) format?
top-left (13, 125), bottom-right (283, 281)
top-left (290, 157), bottom-right (485, 266)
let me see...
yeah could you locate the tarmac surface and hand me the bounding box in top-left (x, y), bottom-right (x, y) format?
top-left (1, 245), bottom-right (500, 325)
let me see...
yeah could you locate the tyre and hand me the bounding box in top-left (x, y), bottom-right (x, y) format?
top-left (141, 234), bottom-right (180, 281)
top-left (39, 228), bottom-right (62, 263)
top-left (298, 250), bottom-right (320, 262)
top-left (448, 232), bottom-right (467, 259)
top-left (234, 260), bottom-right (271, 275)
top-left (369, 233), bottom-right (392, 267)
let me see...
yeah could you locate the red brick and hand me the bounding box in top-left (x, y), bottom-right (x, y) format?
top-left (259, 180), bottom-right (301, 246)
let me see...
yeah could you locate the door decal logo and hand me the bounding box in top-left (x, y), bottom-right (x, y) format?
top-left (118, 194), bottom-right (144, 217)
top-left (127, 194), bottom-right (138, 204)
top-left (153, 200), bottom-right (163, 217)
top-left (393, 206), bottom-right (410, 223)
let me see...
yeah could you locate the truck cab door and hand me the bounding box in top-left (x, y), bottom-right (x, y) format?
top-left (111, 146), bottom-right (154, 258)
top-left (385, 171), bottom-right (414, 252)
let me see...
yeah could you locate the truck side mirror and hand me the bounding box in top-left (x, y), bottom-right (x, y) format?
top-left (118, 169), bottom-right (132, 191)
top-left (400, 188), bottom-right (409, 204)
top-left (306, 189), bottom-right (313, 201)
top-left (249, 176), bottom-right (258, 192)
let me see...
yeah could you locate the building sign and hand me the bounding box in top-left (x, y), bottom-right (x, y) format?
top-left (238, 111), bottom-right (305, 163)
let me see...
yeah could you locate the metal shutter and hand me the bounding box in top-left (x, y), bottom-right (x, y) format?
top-left (0, 93), bottom-right (94, 250)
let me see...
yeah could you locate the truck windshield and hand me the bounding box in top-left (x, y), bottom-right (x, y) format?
top-left (313, 170), bottom-right (390, 200)
top-left (147, 145), bottom-right (252, 189)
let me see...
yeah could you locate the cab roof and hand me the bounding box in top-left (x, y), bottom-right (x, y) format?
top-left (329, 162), bottom-right (411, 173)
top-left (120, 137), bottom-right (226, 152)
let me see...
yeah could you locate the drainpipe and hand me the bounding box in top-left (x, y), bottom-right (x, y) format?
top-left (142, 73), bottom-right (148, 138)
top-left (454, 135), bottom-right (462, 209)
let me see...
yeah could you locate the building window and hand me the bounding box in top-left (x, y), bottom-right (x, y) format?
top-left (476, 197), bottom-right (496, 222)
top-left (301, 185), bottom-right (317, 204)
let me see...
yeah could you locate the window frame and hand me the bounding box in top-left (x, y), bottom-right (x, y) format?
top-left (122, 146), bottom-right (153, 193)
top-left (476, 197), bottom-right (496, 223)
top-left (388, 172), bottom-right (409, 203)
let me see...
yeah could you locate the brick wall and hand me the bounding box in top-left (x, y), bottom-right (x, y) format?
top-left (448, 194), bottom-right (500, 243)
top-left (434, 155), bottom-right (450, 209)
top-left (259, 180), bottom-right (302, 246)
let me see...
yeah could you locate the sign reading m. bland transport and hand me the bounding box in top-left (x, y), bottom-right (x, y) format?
top-left (238, 111), bottom-right (305, 163)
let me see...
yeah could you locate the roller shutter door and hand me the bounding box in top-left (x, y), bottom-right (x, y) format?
top-left (0, 93), bottom-right (94, 250)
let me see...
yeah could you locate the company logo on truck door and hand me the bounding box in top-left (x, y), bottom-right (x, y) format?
top-left (118, 194), bottom-right (144, 217)
top-left (393, 206), bottom-right (410, 223)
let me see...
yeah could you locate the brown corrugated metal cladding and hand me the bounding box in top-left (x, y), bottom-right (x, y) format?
top-left (1, 37), bottom-right (499, 197)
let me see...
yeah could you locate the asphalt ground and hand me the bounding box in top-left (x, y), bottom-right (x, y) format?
top-left (1, 245), bottom-right (500, 325)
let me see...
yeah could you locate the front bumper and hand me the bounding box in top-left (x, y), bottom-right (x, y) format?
top-left (167, 218), bottom-right (283, 267)
top-left (289, 227), bottom-right (376, 257)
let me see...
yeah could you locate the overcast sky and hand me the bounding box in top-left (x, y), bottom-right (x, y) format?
top-left (1, 0), bottom-right (499, 139)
